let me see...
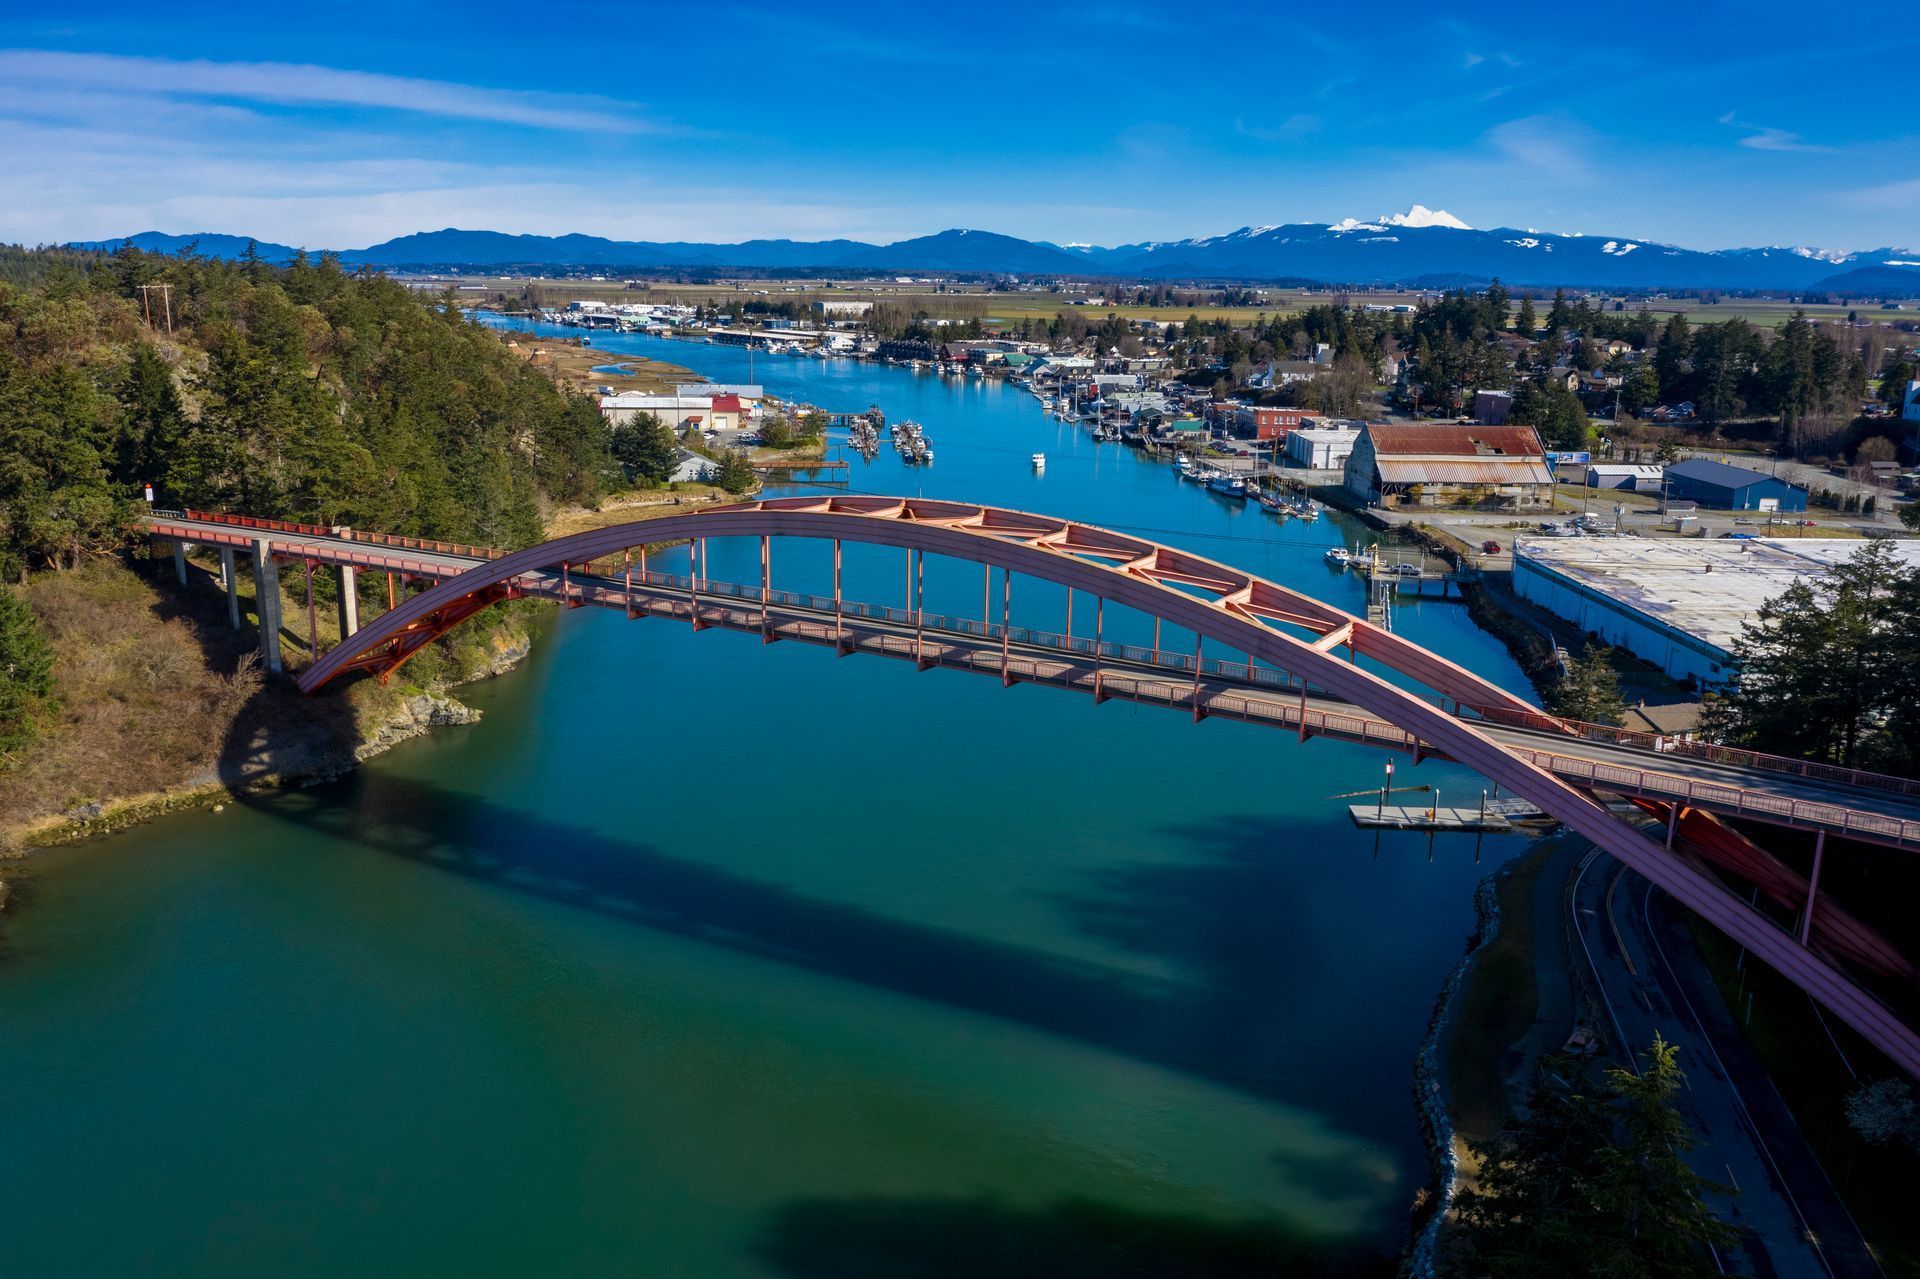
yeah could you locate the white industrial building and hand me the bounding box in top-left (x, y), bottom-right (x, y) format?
top-left (1285, 426), bottom-right (1359, 469)
top-left (600, 392), bottom-right (714, 430)
top-left (1582, 464), bottom-right (1665, 491)
top-left (1512, 537), bottom-right (1920, 685)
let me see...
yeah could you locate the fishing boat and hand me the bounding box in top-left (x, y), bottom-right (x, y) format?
top-left (1325, 547), bottom-right (1352, 568)
top-left (1031, 452), bottom-right (1046, 469)
top-left (1205, 473), bottom-right (1247, 499)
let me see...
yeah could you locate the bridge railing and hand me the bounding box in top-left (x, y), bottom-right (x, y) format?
top-left (615, 569), bottom-right (1313, 695)
top-left (1515, 746), bottom-right (1920, 848)
top-left (176, 509), bottom-right (503, 562)
top-left (1447, 697), bottom-right (1920, 801)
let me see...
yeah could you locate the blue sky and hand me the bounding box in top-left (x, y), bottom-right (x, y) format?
top-left (2, 2), bottom-right (1915, 253)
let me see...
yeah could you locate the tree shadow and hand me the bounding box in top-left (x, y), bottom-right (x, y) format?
top-left (753, 1194), bottom-right (1394, 1279)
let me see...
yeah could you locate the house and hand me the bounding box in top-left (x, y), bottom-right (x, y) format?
top-left (1286, 425), bottom-right (1359, 469)
top-left (1583, 464), bottom-right (1666, 492)
top-left (1661, 458), bottom-right (1808, 511)
top-left (813, 299), bottom-right (872, 317)
top-left (1473, 390), bottom-right (1513, 425)
top-left (667, 448), bottom-right (714, 484)
top-left (1344, 423), bottom-right (1555, 509)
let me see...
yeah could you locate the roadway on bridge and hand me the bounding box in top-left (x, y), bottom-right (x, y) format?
top-left (148, 509), bottom-right (1920, 852)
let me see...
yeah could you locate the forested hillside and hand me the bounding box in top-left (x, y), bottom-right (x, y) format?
top-left (0, 244), bottom-right (616, 820)
top-left (0, 243), bottom-right (614, 583)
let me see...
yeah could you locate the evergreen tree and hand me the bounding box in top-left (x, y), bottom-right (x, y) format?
top-left (609, 413), bottom-right (679, 484)
top-left (1457, 1037), bottom-right (1732, 1278)
top-left (1516, 295), bottom-right (1538, 338)
top-left (714, 449), bottom-right (756, 494)
top-left (1654, 314), bottom-right (1692, 400)
top-left (0, 586), bottom-right (54, 756)
top-left (1552, 644), bottom-right (1626, 725)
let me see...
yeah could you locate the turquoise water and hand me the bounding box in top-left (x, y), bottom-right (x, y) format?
top-left (0, 320), bottom-right (1536, 1276)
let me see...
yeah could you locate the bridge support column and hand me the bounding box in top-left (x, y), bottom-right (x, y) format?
top-left (337, 564), bottom-right (359, 641)
top-left (1001, 567), bottom-right (1012, 687)
top-left (914, 548), bottom-right (926, 669)
top-left (1799, 831), bottom-right (1826, 946)
top-left (1191, 635), bottom-right (1206, 722)
top-left (1092, 596), bottom-right (1106, 703)
top-left (250, 537), bottom-right (283, 674)
top-left (833, 539), bottom-right (846, 655)
top-left (221, 547), bottom-right (240, 629)
top-left (173, 539), bottom-right (189, 585)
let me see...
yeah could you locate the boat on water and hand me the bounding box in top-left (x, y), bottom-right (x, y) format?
top-left (1205, 473), bottom-right (1247, 499)
top-left (1325, 547), bottom-right (1352, 568)
top-left (1031, 453), bottom-right (1046, 469)
top-left (1257, 490), bottom-right (1288, 514)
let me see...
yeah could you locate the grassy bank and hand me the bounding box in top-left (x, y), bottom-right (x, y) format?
top-left (1445, 842), bottom-right (1557, 1143)
top-left (0, 550), bottom-right (529, 852)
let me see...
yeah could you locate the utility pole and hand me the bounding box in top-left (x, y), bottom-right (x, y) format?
top-left (137, 283), bottom-right (174, 335)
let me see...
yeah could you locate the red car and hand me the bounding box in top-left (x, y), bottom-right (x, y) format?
top-left (1482, 540), bottom-right (1503, 554)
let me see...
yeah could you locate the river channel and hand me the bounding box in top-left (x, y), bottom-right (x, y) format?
top-left (0, 318), bottom-right (1539, 1276)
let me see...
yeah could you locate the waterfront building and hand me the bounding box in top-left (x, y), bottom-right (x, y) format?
top-left (600, 392), bottom-right (714, 431)
top-left (1285, 425), bottom-right (1359, 469)
top-left (1344, 423), bottom-right (1554, 509)
top-left (1513, 538), bottom-right (1920, 684)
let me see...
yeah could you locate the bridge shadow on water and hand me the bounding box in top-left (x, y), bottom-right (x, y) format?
top-left (215, 684), bottom-right (1410, 1272)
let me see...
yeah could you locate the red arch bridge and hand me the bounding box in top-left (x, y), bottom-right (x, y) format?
top-left (147, 499), bottom-right (1920, 1077)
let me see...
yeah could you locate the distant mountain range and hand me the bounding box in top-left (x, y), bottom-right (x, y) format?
top-left (76, 209), bottom-right (1920, 294)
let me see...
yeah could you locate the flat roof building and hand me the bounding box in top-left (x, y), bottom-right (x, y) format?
top-left (1584, 463), bottom-right (1666, 491)
top-left (1512, 537), bottom-right (1920, 685)
top-left (1286, 426), bottom-right (1359, 469)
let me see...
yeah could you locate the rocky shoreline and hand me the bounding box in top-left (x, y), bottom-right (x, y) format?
top-left (0, 629), bottom-right (531, 866)
top-left (1403, 865), bottom-right (1506, 1278)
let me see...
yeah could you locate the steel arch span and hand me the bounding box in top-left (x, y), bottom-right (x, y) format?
top-left (299, 494), bottom-right (1920, 1075)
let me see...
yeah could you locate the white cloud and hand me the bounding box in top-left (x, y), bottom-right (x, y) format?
top-left (1718, 111), bottom-right (1832, 154)
top-left (1487, 116), bottom-right (1593, 184)
top-left (0, 49), bottom-right (657, 133)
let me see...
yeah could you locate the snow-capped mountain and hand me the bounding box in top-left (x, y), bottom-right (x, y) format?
top-left (81, 217), bottom-right (1920, 293)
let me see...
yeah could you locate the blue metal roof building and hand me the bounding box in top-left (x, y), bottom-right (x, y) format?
top-left (1661, 458), bottom-right (1808, 511)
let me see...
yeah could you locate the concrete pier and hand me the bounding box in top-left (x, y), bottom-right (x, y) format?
top-left (337, 564), bottom-right (359, 640)
top-left (1348, 803), bottom-right (1512, 833)
top-left (220, 547), bottom-right (240, 629)
top-left (173, 539), bottom-right (188, 585)
top-left (250, 537), bottom-right (283, 674)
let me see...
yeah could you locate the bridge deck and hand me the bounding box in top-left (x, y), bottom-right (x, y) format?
top-left (147, 510), bottom-right (1920, 852)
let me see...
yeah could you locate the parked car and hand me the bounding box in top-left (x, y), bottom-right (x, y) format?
top-left (1482, 540), bottom-right (1502, 554)
top-left (1732, 518), bottom-right (1756, 525)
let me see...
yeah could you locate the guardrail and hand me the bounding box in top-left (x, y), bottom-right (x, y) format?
top-left (520, 567), bottom-right (1920, 847)
top-left (174, 509), bottom-right (503, 561)
top-left (1447, 697), bottom-right (1920, 801)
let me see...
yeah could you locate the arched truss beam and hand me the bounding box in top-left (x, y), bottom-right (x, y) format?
top-left (299, 494), bottom-right (1920, 1076)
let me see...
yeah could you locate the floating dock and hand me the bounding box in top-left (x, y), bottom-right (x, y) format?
top-left (1349, 803), bottom-right (1514, 832)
